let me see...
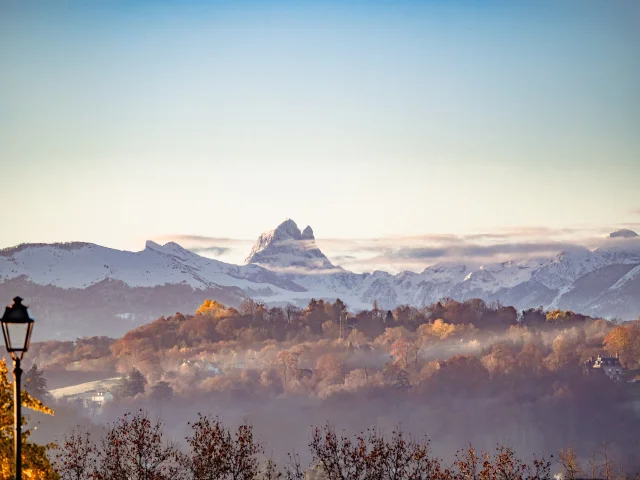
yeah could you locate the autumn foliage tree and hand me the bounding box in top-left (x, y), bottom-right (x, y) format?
top-left (94, 410), bottom-right (181, 480)
top-left (306, 424), bottom-right (554, 480)
top-left (307, 424), bottom-right (368, 480)
top-left (0, 359), bottom-right (57, 479)
top-left (277, 348), bottom-right (302, 393)
top-left (557, 445), bottom-right (581, 480)
top-left (51, 426), bottom-right (97, 480)
top-left (308, 425), bottom-right (441, 479)
top-left (196, 299), bottom-right (233, 318)
top-left (48, 413), bottom-right (634, 480)
top-left (37, 294), bottom-right (640, 477)
top-left (183, 414), bottom-right (263, 480)
top-left (417, 319), bottom-right (477, 344)
top-left (390, 337), bottom-right (419, 371)
top-left (603, 322), bottom-right (640, 368)
top-left (315, 353), bottom-right (344, 385)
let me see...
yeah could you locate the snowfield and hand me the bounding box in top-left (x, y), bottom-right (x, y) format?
top-left (1, 221), bottom-right (640, 332)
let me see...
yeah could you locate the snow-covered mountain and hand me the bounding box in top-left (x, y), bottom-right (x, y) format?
top-left (245, 219), bottom-right (336, 272)
top-left (0, 238), bottom-right (309, 339)
top-left (0, 240), bottom-right (302, 292)
top-left (1, 221), bottom-right (639, 340)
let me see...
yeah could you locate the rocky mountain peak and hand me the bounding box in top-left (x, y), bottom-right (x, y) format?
top-left (272, 218), bottom-right (302, 240)
top-left (597, 228), bottom-right (640, 262)
top-left (244, 219), bottom-right (334, 271)
top-left (301, 225), bottom-right (314, 240)
top-left (609, 229), bottom-right (638, 239)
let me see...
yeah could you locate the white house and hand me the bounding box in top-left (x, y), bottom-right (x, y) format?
top-left (584, 354), bottom-right (625, 381)
top-left (203, 362), bottom-right (221, 375)
top-left (90, 391), bottom-right (114, 405)
top-left (180, 359), bottom-right (221, 375)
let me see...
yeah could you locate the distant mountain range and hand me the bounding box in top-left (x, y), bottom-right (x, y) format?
top-left (1, 220), bottom-right (639, 340)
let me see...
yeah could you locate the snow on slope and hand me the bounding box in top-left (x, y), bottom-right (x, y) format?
top-left (531, 246), bottom-right (606, 291)
top-left (609, 264), bottom-right (640, 291)
top-left (1, 223), bottom-right (639, 320)
top-left (595, 231), bottom-right (640, 264)
top-left (0, 240), bottom-right (305, 294)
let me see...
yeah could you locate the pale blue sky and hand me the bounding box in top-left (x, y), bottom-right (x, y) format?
top-left (1, 0), bottom-right (639, 270)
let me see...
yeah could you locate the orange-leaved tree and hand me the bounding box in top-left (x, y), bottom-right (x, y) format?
top-left (603, 323), bottom-right (640, 368)
top-left (0, 359), bottom-right (58, 479)
top-left (196, 299), bottom-right (232, 319)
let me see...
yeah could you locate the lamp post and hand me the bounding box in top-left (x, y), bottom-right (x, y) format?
top-left (1, 297), bottom-right (35, 480)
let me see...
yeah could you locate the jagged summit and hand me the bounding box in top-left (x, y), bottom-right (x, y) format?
top-left (244, 219), bottom-right (335, 271)
top-left (271, 218), bottom-right (301, 239)
top-left (609, 229), bottom-right (638, 239)
top-left (301, 225), bottom-right (314, 240)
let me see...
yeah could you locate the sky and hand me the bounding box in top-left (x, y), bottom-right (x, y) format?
top-left (1, 0), bottom-right (639, 272)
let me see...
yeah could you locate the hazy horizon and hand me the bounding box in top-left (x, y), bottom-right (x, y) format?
top-left (1, 0), bottom-right (639, 269)
top-left (2, 218), bottom-right (639, 274)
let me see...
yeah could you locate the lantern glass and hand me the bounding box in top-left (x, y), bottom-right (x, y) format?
top-left (2, 321), bottom-right (32, 352)
top-left (1, 298), bottom-right (35, 358)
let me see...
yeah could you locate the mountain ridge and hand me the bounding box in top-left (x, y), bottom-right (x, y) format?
top-left (1, 221), bottom-right (639, 339)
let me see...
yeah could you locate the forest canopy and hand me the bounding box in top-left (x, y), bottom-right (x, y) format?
top-left (20, 297), bottom-right (640, 473)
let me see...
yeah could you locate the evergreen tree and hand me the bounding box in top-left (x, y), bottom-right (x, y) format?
top-left (334, 298), bottom-right (347, 316)
top-left (25, 363), bottom-right (49, 399)
top-left (385, 310), bottom-right (394, 324)
top-left (120, 369), bottom-right (147, 398)
top-left (150, 381), bottom-right (173, 402)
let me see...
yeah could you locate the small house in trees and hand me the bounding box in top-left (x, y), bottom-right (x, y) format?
top-left (203, 362), bottom-right (221, 375)
top-left (583, 354), bottom-right (625, 381)
top-left (59, 389), bottom-right (113, 415)
top-left (90, 390), bottom-right (114, 406)
top-left (180, 359), bottom-right (221, 376)
top-left (180, 359), bottom-right (197, 369)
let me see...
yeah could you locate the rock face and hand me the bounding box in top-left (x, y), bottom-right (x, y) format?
top-left (1, 224), bottom-right (640, 340)
top-left (609, 229), bottom-right (639, 239)
top-left (244, 219), bottom-right (335, 271)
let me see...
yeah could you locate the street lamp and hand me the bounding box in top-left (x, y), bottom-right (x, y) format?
top-left (1, 297), bottom-right (35, 480)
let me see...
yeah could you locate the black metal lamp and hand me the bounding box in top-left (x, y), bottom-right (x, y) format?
top-left (1, 297), bottom-right (34, 359)
top-left (1, 296), bottom-right (35, 480)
